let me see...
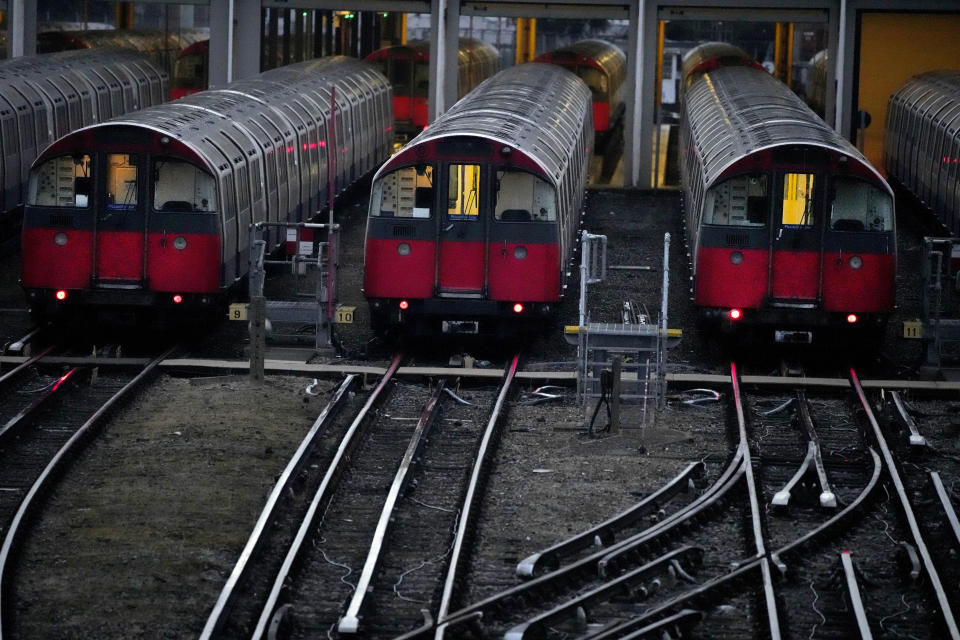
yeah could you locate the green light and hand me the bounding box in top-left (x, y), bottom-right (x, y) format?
top-left (346, 13), bottom-right (355, 19)
top-left (301, 11), bottom-right (307, 17)
top-left (382, 13), bottom-right (389, 17)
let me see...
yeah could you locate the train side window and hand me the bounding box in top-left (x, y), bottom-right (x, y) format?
top-left (780, 172), bottom-right (815, 227)
top-left (371, 165), bottom-right (433, 218)
top-left (27, 153), bottom-right (92, 207)
top-left (703, 174), bottom-right (767, 226)
top-left (106, 153), bottom-right (138, 210)
top-left (447, 164), bottom-right (481, 220)
top-left (494, 170), bottom-right (556, 221)
top-left (829, 178), bottom-right (892, 231)
top-left (152, 158), bottom-right (218, 213)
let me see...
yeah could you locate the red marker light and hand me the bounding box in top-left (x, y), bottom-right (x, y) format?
top-left (399, 300), bottom-right (409, 310)
top-left (172, 294), bottom-right (183, 304)
top-left (729, 308), bottom-right (742, 320)
top-left (513, 303), bottom-right (524, 314)
top-left (55, 290), bottom-right (67, 301)
top-left (846, 313), bottom-right (858, 324)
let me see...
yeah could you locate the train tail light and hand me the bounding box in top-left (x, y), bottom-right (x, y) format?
top-left (172, 294), bottom-right (183, 304)
top-left (55, 290), bottom-right (67, 301)
top-left (513, 303), bottom-right (524, 314)
top-left (729, 308), bottom-right (742, 321)
top-left (846, 313), bottom-right (858, 324)
top-left (399, 300), bottom-right (409, 310)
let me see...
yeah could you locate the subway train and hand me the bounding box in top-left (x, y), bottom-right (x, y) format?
top-left (38, 28), bottom-right (208, 78)
top-left (885, 70), bottom-right (960, 236)
top-left (21, 56), bottom-right (392, 320)
top-left (363, 62), bottom-right (593, 336)
top-left (0, 49), bottom-right (168, 232)
top-left (171, 39), bottom-right (208, 99)
top-left (680, 42), bottom-right (896, 344)
top-left (363, 38), bottom-right (500, 137)
top-left (534, 39), bottom-right (625, 138)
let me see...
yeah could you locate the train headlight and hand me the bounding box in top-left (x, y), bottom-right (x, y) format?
top-left (55, 290), bottom-right (67, 301)
top-left (54, 232), bottom-right (68, 246)
top-left (173, 236), bottom-right (187, 251)
top-left (513, 303), bottom-right (524, 313)
top-left (729, 308), bottom-right (742, 321)
top-left (849, 255), bottom-right (863, 269)
top-left (729, 251), bottom-right (743, 265)
top-left (397, 242), bottom-right (411, 256)
top-left (514, 246), bottom-right (527, 259)
top-left (847, 313), bottom-right (858, 324)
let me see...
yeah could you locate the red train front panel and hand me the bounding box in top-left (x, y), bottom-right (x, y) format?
top-left (21, 128), bottom-right (223, 314)
top-left (693, 164), bottom-right (895, 340)
top-left (364, 138), bottom-right (563, 334)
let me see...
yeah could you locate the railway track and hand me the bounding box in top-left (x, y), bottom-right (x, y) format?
top-left (200, 354), bottom-right (522, 639)
top-left (0, 345), bottom-right (176, 639)
top-left (385, 363), bottom-right (960, 639)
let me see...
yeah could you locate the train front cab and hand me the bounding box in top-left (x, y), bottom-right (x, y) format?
top-left (364, 139), bottom-right (563, 336)
top-left (21, 131), bottom-right (223, 320)
top-left (694, 148), bottom-right (895, 345)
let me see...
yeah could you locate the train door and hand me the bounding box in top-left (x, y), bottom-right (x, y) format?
top-left (437, 163), bottom-right (485, 296)
top-left (94, 152), bottom-right (146, 283)
top-left (769, 171), bottom-right (822, 302)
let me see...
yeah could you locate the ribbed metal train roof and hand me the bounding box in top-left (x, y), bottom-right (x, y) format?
top-left (890, 70), bottom-right (960, 110)
top-left (394, 62), bottom-right (592, 184)
top-left (685, 65), bottom-right (884, 188)
top-left (536, 39), bottom-right (625, 77)
top-left (56, 56), bottom-right (387, 169)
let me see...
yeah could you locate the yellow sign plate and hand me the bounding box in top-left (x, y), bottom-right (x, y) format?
top-left (902, 320), bottom-right (922, 339)
top-left (336, 305), bottom-right (356, 324)
top-left (228, 303), bottom-right (248, 321)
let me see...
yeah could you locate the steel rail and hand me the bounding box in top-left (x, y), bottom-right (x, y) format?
top-left (394, 421), bottom-right (749, 639)
top-left (583, 557), bottom-right (765, 640)
top-left (930, 471), bottom-right (960, 548)
top-left (730, 362), bottom-right (781, 640)
top-left (338, 378), bottom-right (447, 635)
top-left (840, 550), bottom-right (873, 639)
top-left (516, 461), bottom-right (705, 577)
top-left (251, 352), bottom-right (403, 640)
top-left (0, 368), bottom-right (84, 441)
top-left (770, 448), bottom-right (881, 573)
top-left (0, 345), bottom-right (177, 640)
top-left (199, 374), bottom-right (358, 639)
top-left (504, 546), bottom-right (703, 640)
top-left (434, 353), bottom-right (520, 640)
top-left (618, 609), bottom-right (705, 640)
top-left (889, 390), bottom-right (927, 447)
top-left (772, 391), bottom-right (836, 509)
top-left (849, 368), bottom-right (959, 639)
top-left (0, 345), bottom-right (56, 389)
top-left (597, 446), bottom-right (882, 639)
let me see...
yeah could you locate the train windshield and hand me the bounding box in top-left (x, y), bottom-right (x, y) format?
top-left (703, 173), bottom-right (768, 226)
top-left (106, 154), bottom-right (138, 209)
top-left (28, 154), bottom-right (92, 208)
top-left (413, 62), bottom-right (430, 97)
top-left (371, 165), bottom-right (434, 218)
top-left (494, 170), bottom-right (556, 221)
top-left (173, 52), bottom-right (205, 90)
top-left (447, 164), bottom-right (480, 220)
top-left (829, 178), bottom-right (893, 231)
top-left (781, 172), bottom-right (816, 227)
top-left (152, 158), bottom-right (218, 212)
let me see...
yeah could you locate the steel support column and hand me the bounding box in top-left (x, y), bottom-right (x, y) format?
top-left (235, 0), bottom-right (262, 80)
top-left (429, 0), bottom-right (460, 123)
top-left (7, 0), bottom-right (37, 59)
top-left (624, 1), bottom-right (655, 188)
top-left (209, 0), bottom-right (234, 87)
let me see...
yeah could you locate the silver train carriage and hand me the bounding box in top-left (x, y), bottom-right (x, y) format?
top-left (680, 42), bottom-right (896, 338)
top-left (0, 49), bottom-right (167, 219)
top-left (363, 62), bottom-right (593, 334)
top-left (885, 70), bottom-right (960, 235)
top-left (21, 56), bottom-right (392, 314)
